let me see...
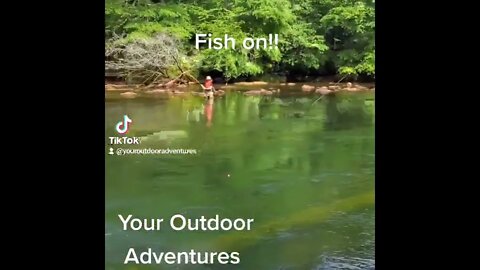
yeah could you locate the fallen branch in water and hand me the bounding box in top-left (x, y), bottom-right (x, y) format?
top-left (311, 94), bottom-right (326, 106)
top-left (161, 71), bottom-right (201, 88)
top-left (335, 74), bottom-right (348, 85)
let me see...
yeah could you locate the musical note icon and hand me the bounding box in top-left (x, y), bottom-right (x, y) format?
top-left (116, 115), bottom-right (132, 134)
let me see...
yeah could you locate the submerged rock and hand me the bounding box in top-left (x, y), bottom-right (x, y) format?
top-left (145, 89), bottom-right (168, 94)
top-left (120, 91), bottom-right (138, 98)
top-left (105, 84), bottom-right (131, 91)
top-left (341, 82), bottom-right (371, 92)
top-left (315, 86), bottom-right (332, 95)
top-left (244, 89), bottom-right (273, 96)
top-left (234, 81), bottom-right (269, 86)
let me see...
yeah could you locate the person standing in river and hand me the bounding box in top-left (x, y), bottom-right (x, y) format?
top-left (201, 76), bottom-right (215, 100)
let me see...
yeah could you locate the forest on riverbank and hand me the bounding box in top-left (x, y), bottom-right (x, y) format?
top-left (105, 0), bottom-right (375, 85)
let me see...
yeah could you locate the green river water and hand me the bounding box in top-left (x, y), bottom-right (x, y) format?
top-left (105, 85), bottom-right (375, 270)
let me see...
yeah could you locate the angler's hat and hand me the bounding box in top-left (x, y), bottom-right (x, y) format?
top-left (206, 76), bottom-right (212, 80)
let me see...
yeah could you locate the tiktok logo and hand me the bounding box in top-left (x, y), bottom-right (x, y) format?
top-left (116, 115), bottom-right (132, 134)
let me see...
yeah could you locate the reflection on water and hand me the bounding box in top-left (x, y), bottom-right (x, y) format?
top-left (106, 90), bottom-right (375, 270)
top-left (205, 98), bottom-right (214, 127)
top-left (315, 256), bottom-right (375, 270)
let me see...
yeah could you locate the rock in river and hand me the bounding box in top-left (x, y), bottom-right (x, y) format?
top-left (145, 89), bottom-right (168, 94)
top-left (301, 84), bottom-right (315, 92)
top-left (315, 86), bottom-right (332, 95)
top-left (120, 91), bottom-right (138, 98)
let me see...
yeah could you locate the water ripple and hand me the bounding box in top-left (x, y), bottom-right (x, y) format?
top-left (314, 256), bottom-right (375, 270)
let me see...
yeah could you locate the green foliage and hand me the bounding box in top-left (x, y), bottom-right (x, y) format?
top-left (105, 0), bottom-right (375, 80)
top-left (279, 21), bottom-right (329, 70)
top-left (319, 1), bottom-right (375, 77)
top-left (196, 49), bottom-right (263, 81)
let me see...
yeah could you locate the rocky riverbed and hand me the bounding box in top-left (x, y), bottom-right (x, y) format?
top-left (105, 81), bottom-right (375, 100)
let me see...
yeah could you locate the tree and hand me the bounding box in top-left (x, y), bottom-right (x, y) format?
top-left (105, 0), bottom-right (375, 83)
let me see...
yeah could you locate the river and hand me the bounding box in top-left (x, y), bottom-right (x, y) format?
top-left (105, 84), bottom-right (375, 270)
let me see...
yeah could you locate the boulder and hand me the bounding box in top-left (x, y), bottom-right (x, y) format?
top-left (301, 84), bottom-right (315, 92)
top-left (315, 87), bottom-right (332, 95)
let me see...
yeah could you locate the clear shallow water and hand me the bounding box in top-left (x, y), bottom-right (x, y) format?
top-left (105, 89), bottom-right (375, 270)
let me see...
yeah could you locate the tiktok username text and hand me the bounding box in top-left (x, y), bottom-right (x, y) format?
top-left (109, 137), bottom-right (141, 145)
top-left (110, 148), bottom-right (198, 156)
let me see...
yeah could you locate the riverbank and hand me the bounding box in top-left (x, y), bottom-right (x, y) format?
top-left (105, 80), bottom-right (375, 99)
